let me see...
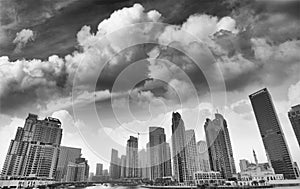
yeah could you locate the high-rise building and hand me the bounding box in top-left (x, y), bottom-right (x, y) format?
top-left (239, 159), bottom-right (250, 172)
top-left (103, 169), bottom-right (109, 176)
top-left (149, 127), bottom-right (171, 180)
top-left (171, 112), bottom-right (189, 183)
top-left (288, 104), bottom-right (300, 147)
top-left (110, 148), bottom-right (120, 179)
top-left (185, 129), bottom-right (200, 179)
top-left (126, 136), bottom-right (138, 178)
top-left (89, 172), bottom-right (94, 181)
top-left (96, 163), bottom-right (103, 176)
top-left (249, 88), bottom-right (296, 179)
top-left (165, 143), bottom-right (172, 177)
top-left (196, 141), bottom-right (210, 172)
top-left (66, 157), bottom-right (89, 182)
top-left (138, 149), bottom-right (149, 179)
top-left (1, 113), bottom-right (62, 180)
top-left (204, 113), bottom-right (236, 179)
top-left (56, 146), bottom-right (81, 181)
top-left (120, 155), bottom-right (126, 178)
top-left (76, 157), bottom-right (89, 180)
top-left (146, 142), bottom-right (152, 179)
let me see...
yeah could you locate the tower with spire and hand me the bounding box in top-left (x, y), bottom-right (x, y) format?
top-left (253, 149), bottom-right (258, 167)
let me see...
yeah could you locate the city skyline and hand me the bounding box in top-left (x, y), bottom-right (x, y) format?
top-left (1, 98), bottom-right (300, 176)
top-left (1, 97), bottom-right (300, 183)
top-left (0, 0), bottom-right (300, 181)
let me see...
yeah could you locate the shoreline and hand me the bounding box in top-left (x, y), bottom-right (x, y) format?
top-left (141, 183), bottom-right (300, 189)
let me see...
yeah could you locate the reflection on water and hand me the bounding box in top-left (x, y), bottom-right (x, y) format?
top-left (77, 184), bottom-right (300, 189)
top-left (76, 184), bottom-right (141, 189)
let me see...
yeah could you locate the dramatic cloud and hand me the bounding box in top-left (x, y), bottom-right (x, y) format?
top-left (1, 0), bottom-right (300, 172)
top-left (230, 0), bottom-right (300, 43)
top-left (0, 0), bottom-right (77, 43)
top-left (13, 29), bottom-right (35, 52)
top-left (0, 4), bottom-right (162, 116)
top-left (158, 14), bottom-right (238, 45)
top-left (68, 3), bottom-right (162, 86)
top-left (288, 80), bottom-right (300, 105)
top-left (154, 11), bottom-right (300, 94)
top-left (251, 38), bottom-right (300, 85)
top-left (1, 2), bottom-right (300, 121)
top-left (0, 55), bottom-right (66, 95)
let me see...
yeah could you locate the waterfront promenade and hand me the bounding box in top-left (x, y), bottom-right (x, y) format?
top-left (1, 179), bottom-right (300, 189)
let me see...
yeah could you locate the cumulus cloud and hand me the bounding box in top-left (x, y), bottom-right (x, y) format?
top-left (0, 55), bottom-right (67, 97)
top-left (0, 4), bottom-right (243, 117)
top-left (158, 14), bottom-right (238, 45)
top-left (0, 4), bottom-right (162, 116)
top-left (97, 4), bottom-right (161, 35)
top-left (1, 2), bottom-right (300, 119)
top-left (288, 80), bottom-right (300, 105)
top-left (251, 38), bottom-right (300, 85)
top-left (230, 99), bottom-right (253, 120)
top-left (154, 10), bottom-right (300, 96)
top-left (13, 29), bottom-right (35, 52)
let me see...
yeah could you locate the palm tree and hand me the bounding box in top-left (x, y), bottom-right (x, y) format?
top-left (251, 180), bottom-right (258, 186)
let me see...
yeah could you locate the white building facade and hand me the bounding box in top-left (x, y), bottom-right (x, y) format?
top-left (194, 171), bottom-right (224, 186)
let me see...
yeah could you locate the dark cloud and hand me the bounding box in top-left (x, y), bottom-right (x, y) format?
top-left (96, 44), bottom-right (149, 91)
top-left (1, 0), bottom-right (236, 60)
top-left (1, 0), bottom-right (300, 118)
top-left (0, 0), bottom-right (78, 54)
top-left (1, 0), bottom-right (298, 60)
top-left (255, 0), bottom-right (300, 18)
top-left (230, 0), bottom-right (300, 43)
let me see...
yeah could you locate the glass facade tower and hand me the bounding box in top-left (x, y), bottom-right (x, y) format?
top-left (249, 88), bottom-right (296, 179)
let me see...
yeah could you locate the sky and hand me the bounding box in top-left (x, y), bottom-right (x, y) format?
top-left (0, 0), bottom-right (300, 174)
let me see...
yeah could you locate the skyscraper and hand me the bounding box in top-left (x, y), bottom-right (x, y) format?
top-left (103, 169), bottom-right (109, 176)
top-left (1, 113), bottom-right (62, 180)
top-left (138, 149), bottom-right (149, 179)
top-left (196, 141), bottom-right (210, 172)
top-left (204, 113), bottom-right (236, 179)
top-left (110, 148), bottom-right (120, 179)
top-left (288, 104), bottom-right (300, 147)
top-left (66, 157), bottom-right (89, 182)
top-left (149, 127), bottom-right (171, 180)
top-left (56, 146), bottom-right (81, 181)
top-left (120, 155), bottom-right (126, 178)
top-left (171, 112), bottom-right (189, 183)
top-left (146, 142), bottom-right (152, 179)
top-left (249, 88), bottom-right (296, 179)
top-left (96, 163), bottom-right (103, 176)
top-left (185, 129), bottom-right (200, 180)
top-left (126, 136), bottom-right (138, 178)
top-left (165, 143), bottom-right (172, 177)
